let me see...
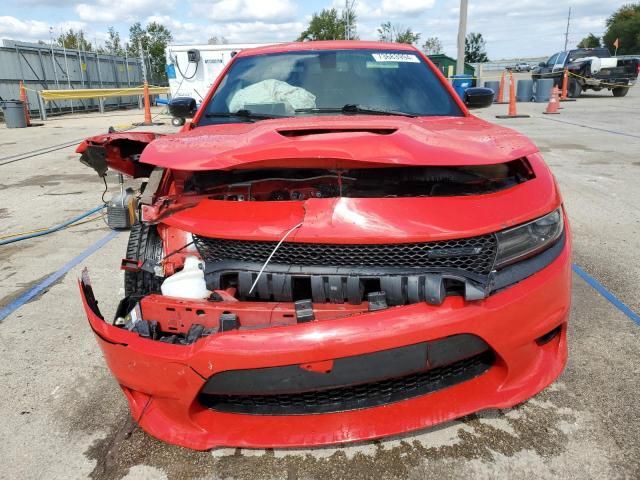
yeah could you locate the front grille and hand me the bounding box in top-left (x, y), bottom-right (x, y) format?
top-left (199, 351), bottom-right (494, 415)
top-left (193, 234), bottom-right (497, 275)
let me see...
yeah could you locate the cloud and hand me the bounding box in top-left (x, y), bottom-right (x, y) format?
top-left (1, 0), bottom-right (633, 59)
top-left (0, 16), bottom-right (50, 40)
top-left (381, 0), bottom-right (435, 16)
top-left (20, 0), bottom-right (78, 4)
top-left (75, 0), bottom-right (175, 23)
top-left (216, 21), bottom-right (305, 43)
top-left (0, 16), bottom-right (87, 42)
top-left (145, 15), bottom-right (203, 43)
top-left (197, 0), bottom-right (298, 23)
top-left (149, 15), bottom-right (305, 44)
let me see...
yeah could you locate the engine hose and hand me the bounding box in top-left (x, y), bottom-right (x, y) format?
top-left (0, 205), bottom-right (106, 246)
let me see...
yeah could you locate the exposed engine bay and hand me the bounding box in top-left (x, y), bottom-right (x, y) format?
top-left (182, 159), bottom-right (534, 201)
top-left (107, 154), bottom-right (559, 348)
top-left (76, 132), bottom-right (557, 349)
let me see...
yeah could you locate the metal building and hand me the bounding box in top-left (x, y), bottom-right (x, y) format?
top-left (0, 39), bottom-right (145, 117)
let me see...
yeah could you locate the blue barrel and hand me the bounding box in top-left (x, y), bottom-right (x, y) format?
top-left (451, 75), bottom-right (473, 99)
top-left (534, 79), bottom-right (554, 103)
top-left (484, 81), bottom-right (500, 102)
top-left (517, 80), bottom-right (534, 102)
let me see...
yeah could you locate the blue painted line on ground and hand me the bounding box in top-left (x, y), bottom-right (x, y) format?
top-left (541, 117), bottom-right (640, 139)
top-left (0, 230), bottom-right (119, 323)
top-left (573, 264), bottom-right (640, 325)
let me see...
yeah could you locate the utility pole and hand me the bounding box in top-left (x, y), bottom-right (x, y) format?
top-left (60, 27), bottom-right (73, 113)
top-left (344, 0), bottom-right (356, 40)
top-left (563, 7), bottom-right (571, 51)
top-left (139, 38), bottom-right (148, 84)
top-left (344, 0), bottom-right (349, 40)
top-left (49, 27), bottom-right (60, 89)
top-left (456, 0), bottom-right (468, 75)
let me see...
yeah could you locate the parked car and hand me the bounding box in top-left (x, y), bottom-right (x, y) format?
top-left (513, 62), bottom-right (532, 72)
top-left (76, 40), bottom-right (571, 450)
top-left (532, 47), bottom-right (639, 97)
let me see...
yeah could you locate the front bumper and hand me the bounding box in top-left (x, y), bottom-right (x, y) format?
top-left (80, 239), bottom-right (571, 450)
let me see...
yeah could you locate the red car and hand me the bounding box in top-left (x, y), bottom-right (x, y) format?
top-left (77, 41), bottom-right (571, 450)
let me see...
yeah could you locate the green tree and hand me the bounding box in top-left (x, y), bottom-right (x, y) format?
top-left (378, 21), bottom-right (394, 42)
top-left (603, 3), bottom-right (640, 55)
top-left (378, 22), bottom-right (421, 44)
top-left (127, 22), bottom-right (146, 56)
top-left (127, 22), bottom-right (173, 83)
top-left (396, 28), bottom-right (420, 45)
top-left (577, 33), bottom-right (601, 48)
top-left (465, 32), bottom-right (488, 62)
top-left (98, 27), bottom-right (125, 56)
top-left (57, 29), bottom-right (92, 51)
top-left (297, 8), bottom-right (348, 41)
top-left (421, 36), bottom-right (443, 55)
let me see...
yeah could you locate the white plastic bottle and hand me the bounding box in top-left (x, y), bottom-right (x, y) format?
top-left (161, 256), bottom-right (210, 299)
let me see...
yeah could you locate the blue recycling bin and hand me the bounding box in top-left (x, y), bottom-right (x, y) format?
top-left (451, 75), bottom-right (473, 99)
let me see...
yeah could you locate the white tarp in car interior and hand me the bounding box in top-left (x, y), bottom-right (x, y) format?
top-left (228, 79), bottom-right (316, 115)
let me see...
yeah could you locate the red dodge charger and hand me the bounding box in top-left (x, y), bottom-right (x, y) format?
top-left (77, 41), bottom-right (571, 450)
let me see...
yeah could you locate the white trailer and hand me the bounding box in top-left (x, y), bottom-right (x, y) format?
top-left (165, 43), bottom-right (276, 125)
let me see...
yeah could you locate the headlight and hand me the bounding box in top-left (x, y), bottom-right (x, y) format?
top-left (495, 208), bottom-right (564, 268)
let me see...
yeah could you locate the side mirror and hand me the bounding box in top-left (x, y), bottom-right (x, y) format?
top-left (168, 97), bottom-right (197, 119)
top-left (538, 62), bottom-right (546, 67)
top-left (464, 87), bottom-right (494, 109)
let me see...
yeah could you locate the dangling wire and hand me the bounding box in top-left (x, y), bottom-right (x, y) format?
top-left (101, 175), bottom-right (109, 204)
top-left (248, 222), bottom-right (304, 295)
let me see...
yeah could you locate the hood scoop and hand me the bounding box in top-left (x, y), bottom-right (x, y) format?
top-left (277, 127), bottom-right (397, 137)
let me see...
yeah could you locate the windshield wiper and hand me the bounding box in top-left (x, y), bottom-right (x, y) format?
top-left (295, 104), bottom-right (416, 117)
top-left (204, 109), bottom-right (286, 121)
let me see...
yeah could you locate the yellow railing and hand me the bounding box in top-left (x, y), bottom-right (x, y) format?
top-left (39, 86), bottom-right (169, 101)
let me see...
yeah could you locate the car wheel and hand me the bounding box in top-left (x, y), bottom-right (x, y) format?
top-left (612, 87), bottom-right (629, 97)
top-left (124, 223), bottom-right (164, 296)
top-left (172, 117), bottom-right (186, 127)
top-left (568, 78), bottom-right (582, 98)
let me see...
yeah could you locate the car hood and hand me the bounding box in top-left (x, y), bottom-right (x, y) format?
top-left (140, 115), bottom-right (539, 171)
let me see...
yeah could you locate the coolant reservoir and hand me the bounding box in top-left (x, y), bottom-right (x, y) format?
top-left (161, 256), bottom-right (209, 299)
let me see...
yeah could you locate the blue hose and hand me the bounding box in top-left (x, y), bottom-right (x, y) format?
top-left (0, 205), bottom-right (106, 246)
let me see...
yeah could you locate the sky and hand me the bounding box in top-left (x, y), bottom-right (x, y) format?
top-left (0, 1), bottom-right (629, 60)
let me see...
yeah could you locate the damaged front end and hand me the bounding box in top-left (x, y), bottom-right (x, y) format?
top-left (78, 130), bottom-right (570, 450)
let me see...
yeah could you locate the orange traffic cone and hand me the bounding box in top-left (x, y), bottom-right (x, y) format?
top-left (142, 81), bottom-right (152, 126)
top-left (496, 71), bottom-right (530, 119)
top-left (496, 70), bottom-right (508, 104)
top-left (543, 86), bottom-right (560, 114)
top-left (19, 81), bottom-right (31, 127)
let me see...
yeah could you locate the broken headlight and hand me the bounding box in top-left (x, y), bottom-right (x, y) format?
top-left (495, 208), bottom-right (564, 268)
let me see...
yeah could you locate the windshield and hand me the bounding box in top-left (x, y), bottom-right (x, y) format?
top-left (569, 48), bottom-right (611, 61)
top-left (197, 49), bottom-right (462, 125)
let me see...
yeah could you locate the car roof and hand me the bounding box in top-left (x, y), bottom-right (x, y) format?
top-left (235, 41), bottom-right (419, 58)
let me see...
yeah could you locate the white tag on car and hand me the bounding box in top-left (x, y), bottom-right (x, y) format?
top-left (372, 53), bottom-right (420, 63)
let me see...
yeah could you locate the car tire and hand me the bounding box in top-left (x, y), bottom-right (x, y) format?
top-left (172, 117), bottom-right (186, 127)
top-left (612, 87), bottom-right (629, 97)
top-left (124, 223), bottom-right (164, 296)
top-left (568, 78), bottom-right (582, 98)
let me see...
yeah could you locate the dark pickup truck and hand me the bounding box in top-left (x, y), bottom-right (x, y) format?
top-left (532, 47), bottom-right (639, 97)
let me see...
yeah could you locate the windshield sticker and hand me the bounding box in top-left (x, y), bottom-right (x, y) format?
top-left (366, 61), bottom-right (399, 69)
top-left (371, 53), bottom-right (420, 63)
